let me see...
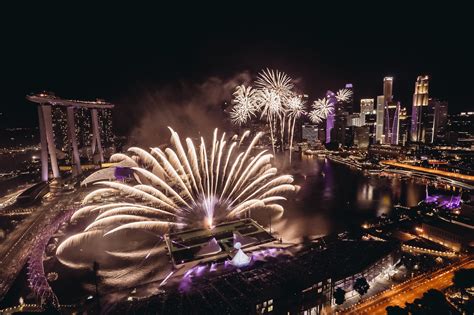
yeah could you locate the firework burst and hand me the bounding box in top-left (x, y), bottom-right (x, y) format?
top-left (286, 95), bottom-right (306, 162)
top-left (255, 68), bottom-right (294, 98)
top-left (230, 85), bottom-right (259, 126)
top-left (335, 88), bottom-right (353, 103)
top-left (57, 128), bottom-right (296, 264)
top-left (309, 97), bottom-right (335, 123)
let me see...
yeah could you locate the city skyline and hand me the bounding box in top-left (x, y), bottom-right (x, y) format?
top-left (1, 5), bottom-right (471, 315)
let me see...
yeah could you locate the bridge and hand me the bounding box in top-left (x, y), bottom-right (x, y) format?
top-left (381, 160), bottom-right (474, 189)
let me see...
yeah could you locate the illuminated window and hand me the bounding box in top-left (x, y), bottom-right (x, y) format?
top-left (256, 299), bottom-right (274, 313)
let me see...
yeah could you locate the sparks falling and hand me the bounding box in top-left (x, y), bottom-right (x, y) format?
top-left (335, 88), bottom-right (353, 103)
top-left (57, 128), bottom-right (296, 260)
top-left (309, 97), bottom-right (335, 122)
top-left (230, 85), bottom-right (260, 126)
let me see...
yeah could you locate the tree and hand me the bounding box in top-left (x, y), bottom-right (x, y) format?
top-left (353, 277), bottom-right (370, 297)
top-left (405, 289), bottom-right (451, 314)
top-left (334, 287), bottom-right (346, 305)
top-left (453, 268), bottom-right (474, 299)
top-left (419, 289), bottom-right (450, 314)
top-left (386, 305), bottom-right (408, 315)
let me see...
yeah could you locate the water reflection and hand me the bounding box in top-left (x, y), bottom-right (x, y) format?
top-left (264, 155), bottom-right (426, 242)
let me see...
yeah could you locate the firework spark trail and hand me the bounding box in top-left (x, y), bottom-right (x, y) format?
top-left (309, 97), bottom-right (335, 122)
top-left (230, 85), bottom-right (259, 125)
top-left (286, 95), bottom-right (306, 163)
top-left (255, 68), bottom-right (294, 98)
top-left (257, 89), bottom-right (283, 154)
top-left (255, 69), bottom-right (294, 153)
top-left (335, 88), bottom-right (353, 103)
top-left (57, 128), bottom-right (295, 266)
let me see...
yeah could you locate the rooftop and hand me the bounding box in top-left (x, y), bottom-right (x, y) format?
top-left (109, 240), bottom-right (397, 314)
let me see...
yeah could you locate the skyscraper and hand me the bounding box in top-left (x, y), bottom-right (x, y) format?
top-left (398, 107), bottom-right (409, 146)
top-left (51, 106), bottom-right (69, 153)
top-left (431, 99), bottom-right (448, 143)
top-left (325, 90), bottom-right (336, 143)
top-left (343, 83), bottom-right (354, 114)
top-left (382, 77), bottom-right (399, 144)
top-left (375, 95), bottom-right (385, 143)
top-left (383, 77), bottom-right (393, 104)
top-left (360, 98), bottom-right (374, 124)
top-left (410, 75), bottom-right (429, 142)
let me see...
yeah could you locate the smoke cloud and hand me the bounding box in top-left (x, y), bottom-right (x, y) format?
top-left (123, 72), bottom-right (252, 147)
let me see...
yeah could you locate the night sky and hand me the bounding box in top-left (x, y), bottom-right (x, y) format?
top-left (1, 4), bottom-right (454, 135)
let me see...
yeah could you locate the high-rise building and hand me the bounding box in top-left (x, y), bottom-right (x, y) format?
top-left (382, 77), bottom-right (399, 145)
top-left (364, 111), bottom-right (377, 144)
top-left (302, 124), bottom-right (322, 147)
top-left (325, 90), bottom-right (336, 143)
top-left (410, 75), bottom-right (429, 142)
top-left (383, 77), bottom-right (393, 104)
top-left (343, 83), bottom-right (354, 114)
top-left (99, 108), bottom-right (115, 148)
top-left (354, 126), bottom-right (370, 148)
top-left (51, 106), bottom-right (69, 153)
top-left (347, 114), bottom-right (363, 127)
top-left (385, 101), bottom-right (400, 145)
top-left (331, 85), bottom-right (354, 146)
top-left (447, 112), bottom-right (474, 146)
top-left (375, 95), bottom-right (385, 143)
top-left (398, 107), bottom-right (409, 146)
top-left (74, 107), bottom-right (92, 152)
top-left (360, 98), bottom-right (374, 124)
top-left (431, 99), bottom-right (449, 143)
top-left (422, 100), bottom-right (436, 143)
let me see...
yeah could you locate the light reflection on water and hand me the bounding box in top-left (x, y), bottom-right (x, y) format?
top-left (256, 154), bottom-right (426, 242)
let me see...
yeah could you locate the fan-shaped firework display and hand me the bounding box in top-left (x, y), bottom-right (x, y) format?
top-left (57, 128), bottom-right (296, 268)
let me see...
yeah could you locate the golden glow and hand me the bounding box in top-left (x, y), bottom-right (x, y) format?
top-left (381, 160), bottom-right (474, 182)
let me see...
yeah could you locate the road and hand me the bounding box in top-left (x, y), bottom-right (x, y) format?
top-left (340, 257), bottom-right (474, 315)
top-left (0, 183), bottom-right (90, 299)
top-left (381, 160), bottom-right (474, 183)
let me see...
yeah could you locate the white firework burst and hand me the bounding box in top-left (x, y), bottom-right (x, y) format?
top-left (309, 97), bottom-right (335, 120)
top-left (230, 85), bottom-right (259, 126)
top-left (257, 88), bottom-right (283, 119)
top-left (308, 111), bottom-right (324, 124)
top-left (286, 95), bottom-right (306, 162)
top-left (255, 68), bottom-right (294, 98)
top-left (57, 128), bottom-right (296, 262)
top-left (335, 88), bottom-right (353, 103)
top-left (286, 95), bottom-right (306, 119)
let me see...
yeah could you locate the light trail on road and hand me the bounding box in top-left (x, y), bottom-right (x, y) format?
top-left (340, 258), bottom-right (474, 315)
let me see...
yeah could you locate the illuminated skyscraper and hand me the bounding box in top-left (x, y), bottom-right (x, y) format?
top-left (360, 98), bottom-right (374, 123)
top-left (99, 108), bottom-right (115, 148)
top-left (432, 99), bottom-right (448, 143)
top-left (375, 95), bottom-right (385, 143)
top-left (51, 106), bottom-right (69, 152)
top-left (302, 124), bottom-right (320, 146)
top-left (410, 75), bottom-right (429, 142)
top-left (325, 90), bottom-right (336, 143)
top-left (398, 107), bottom-right (409, 146)
top-left (385, 101), bottom-right (400, 144)
top-left (343, 83), bottom-right (354, 114)
top-left (383, 77), bottom-right (393, 104)
top-left (382, 77), bottom-right (399, 144)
